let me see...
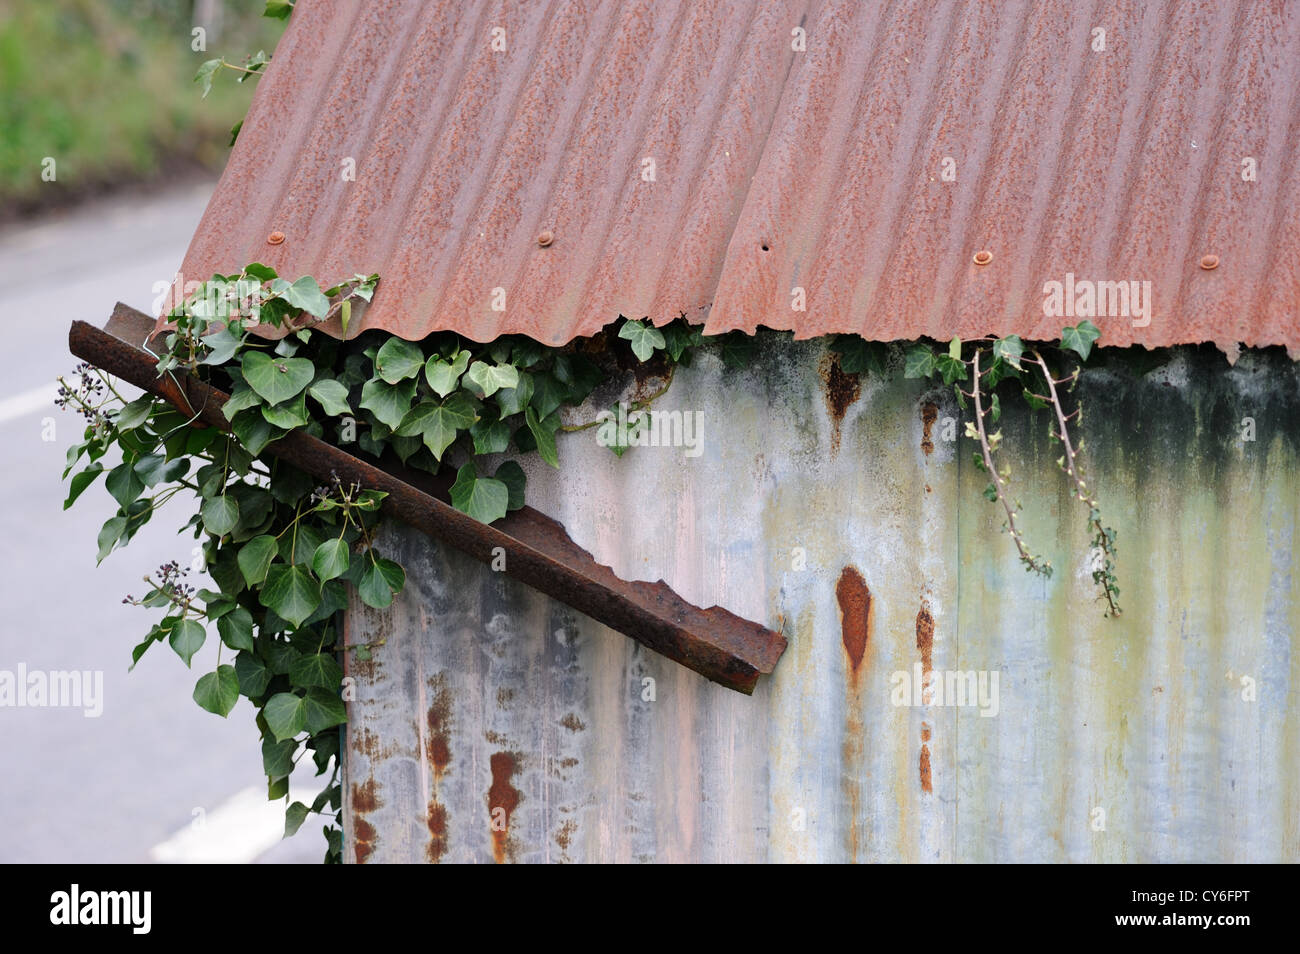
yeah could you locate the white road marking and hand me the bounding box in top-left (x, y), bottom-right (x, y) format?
top-left (149, 781), bottom-right (318, 864)
top-left (0, 382), bottom-right (59, 424)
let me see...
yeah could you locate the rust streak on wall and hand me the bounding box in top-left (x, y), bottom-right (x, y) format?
top-left (921, 403), bottom-right (938, 456)
top-left (820, 353), bottom-right (862, 453)
top-left (487, 751), bottom-right (522, 864)
top-left (836, 566), bottom-right (872, 678)
top-left (351, 778), bottom-right (381, 864)
top-left (425, 675), bottom-right (452, 862)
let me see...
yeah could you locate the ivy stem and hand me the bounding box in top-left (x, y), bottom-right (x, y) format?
top-left (970, 350), bottom-right (1049, 574)
top-left (560, 364), bottom-right (676, 432)
top-left (1030, 350), bottom-right (1120, 616)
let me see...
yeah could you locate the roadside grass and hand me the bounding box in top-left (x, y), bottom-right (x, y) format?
top-left (0, 0), bottom-right (284, 215)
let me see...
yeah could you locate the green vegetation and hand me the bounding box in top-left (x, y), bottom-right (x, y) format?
top-left (0, 0), bottom-right (285, 214)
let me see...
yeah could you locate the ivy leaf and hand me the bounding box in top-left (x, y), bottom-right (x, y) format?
top-left (662, 323), bottom-right (705, 363)
top-left (64, 463), bottom-right (103, 510)
top-left (222, 383), bottom-right (262, 421)
top-left (284, 801), bottom-right (310, 838)
top-left (134, 453), bottom-right (189, 488)
top-left (1022, 388), bottom-right (1050, 410)
top-left (524, 405), bottom-right (559, 468)
top-left (424, 350), bottom-right (470, 397)
top-left (903, 344), bottom-right (937, 379)
top-left (947, 336), bottom-right (963, 360)
top-left (358, 557), bottom-right (405, 609)
top-left (262, 737), bottom-right (296, 777)
top-left (302, 687), bottom-right (347, 733)
top-left (237, 534), bottom-right (278, 586)
top-left (200, 326), bottom-right (242, 366)
top-left (242, 351), bottom-right (314, 405)
top-left (96, 516), bottom-right (127, 563)
top-left (1061, 321), bottom-right (1101, 361)
top-left (717, 332), bottom-right (756, 369)
top-left (833, 336), bottom-right (885, 375)
top-left (216, 606), bottom-right (255, 652)
top-left (289, 653), bottom-right (343, 691)
top-left (244, 262), bottom-right (278, 282)
top-left (263, 692), bottom-right (307, 742)
top-left (115, 395), bottom-right (155, 430)
top-left (260, 564), bottom-right (322, 628)
top-left (105, 462), bottom-right (145, 509)
top-left (308, 379), bottom-right (352, 415)
top-left (236, 652), bottom-right (272, 697)
top-left (619, 319), bottom-right (666, 361)
top-left (990, 392), bottom-right (1002, 424)
top-left (359, 377), bottom-right (415, 429)
top-left (529, 372), bottom-right (568, 419)
top-left (470, 415), bottom-right (512, 454)
top-left (495, 371), bottom-right (534, 417)
top-left (374, 337), bottom-right (425, 383)
top-left (169, 619), bottom-right (207, 668)
top-left (935, 353), bottom-right (968, 385)
top-left (395, 393), bottom-right (477, 460)
top-left (449, 463), bottom-right (510, 524)
top-left (494, 461), bottom-right (526, 511)
top-left (261, 391), bottom-right (309, 429)
top-left (311, 538), bottom-right (350, 582)
top-left (992, 335), bottom-right (1024, 370)
top-left (195, 58), bottom-right (221, 97)
top-left (193, 666), bottom-right (240, 717)
top-left (264, 0), bottom-right (294, 21)
top-left (202, 494), bottom-right (240, 536)
top-left (231, 410), bottom-right (283, 456)
top-left (462, 360), bottom-right (520, 399)
top-left (275, 276), bottom-right (329, 318)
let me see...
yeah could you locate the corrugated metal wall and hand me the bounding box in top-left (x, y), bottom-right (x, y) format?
top-left (342, 342), bottom-right (1300, 862)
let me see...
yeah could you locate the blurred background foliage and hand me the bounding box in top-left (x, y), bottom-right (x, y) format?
top-left (0, 0), bottom-right (286, 217)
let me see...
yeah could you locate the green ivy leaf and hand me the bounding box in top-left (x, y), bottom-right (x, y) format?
top-left (242, 351), bottom-right (315, 405)
top-left (96, 516), bottom-right (126, 563)
top-left (115, 395), bottom-right (155, 430)
top-left (662, 323), bottom-right (705, 362)
top-left (308, 379), bottom-right (352, 416)
top-left (276, 276), bottom-right (329, 318)
top-left (194, 58), bottom-right (221, 97)
top-left (193, 665), bottom-right (240, 717)
top-left (237, 534), bottom-right (278, 586)
top-left (1023, 388), bottom-right (1050, 410)
top-left (935, 353), bottom-right (968, 385)
top-left (262, 737), bottom-right (296, 777)
top-left (619, 320), bottom-right (666, 361)
top-left (948, 336), bottom-right (963, 360)
top-left (529, 372), bottom-right (568, 419)
top-left (260, 564), bottom-right (322, 628)
top-left (374, 337), bottom-right (425, 383)
top-left (1061, 321), bottom-right (1101, 361)
top-left (833, 336), bottom-right (885, 375)
top-left (524, 405), bottom-right (559, 468)
top-left (216, 606), bottom-right (255, 652)
top-left (199, 327), bottom-right (242, 366)
top-left (261, 391), bottom-right (309, 429)
top-left (236, 652), bottom-right (272, 697)
top-left (64, 463), bottom-right (103, 510)
top-left (395, 393), bottom-right (477, 460)
top-left (495, 461), bottom-right (526, 511)
top-left (311, 538), bottom-right (350, 582)
top-left (357, 557), bottom-right (405, 609)
top-left (990, 392), bottom-right (1001, 424)
top-left (169, 619), bottom-right (207, 668)
top-left (495, 371), bottom-right (534, 417)
top-left (449, 463), bottom-right (509, 524)
top-left (302, 687), bottom-right (347, 733)
top-left (289, 653), bottom-right (343, 691)
top-left (202, 494), bottom-right (241, 536)
top-left (992, 335), bottom-right (1024, 370)
top-left (463, 360), bottom-right (520, 399)
top-left (903, 344), bottom-right (937, 379)
top-left (359, 377), bottom-right (416, 429)
top-left (105, 462), bottom-right (145, 509)
top-left (244, 262), bottom-right (278, 282)
top-left (263, 692), bottom-right (307, 742)
top-left (222, 383), bottom-right (262, 421)
top-left (470, 416), bottom-right (511, 454)
top-left (284, 801), bottom-right (310, 838)
top-left (717, 332), bottom-right (756, 369)
top-left (425, 350), bottom-right (470, 397)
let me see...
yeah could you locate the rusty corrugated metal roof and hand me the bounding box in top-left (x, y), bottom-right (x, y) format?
top-left (177, 0), bottom-right (1300, 351)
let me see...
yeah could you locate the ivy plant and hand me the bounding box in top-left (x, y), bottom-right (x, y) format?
top-left (58, 267), bottom-right (725, 861)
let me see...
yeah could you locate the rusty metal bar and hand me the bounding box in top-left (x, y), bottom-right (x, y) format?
top-left (69, 304), bottom-right (786, 693)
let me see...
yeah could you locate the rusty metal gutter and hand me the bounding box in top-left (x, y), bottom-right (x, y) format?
top-left (68, 304), bottom-right (786, 693)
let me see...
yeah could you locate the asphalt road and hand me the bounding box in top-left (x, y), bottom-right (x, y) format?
top-left (0, 181), bottom-right (321, 863)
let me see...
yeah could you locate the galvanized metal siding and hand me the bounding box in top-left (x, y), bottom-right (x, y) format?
top-left (343, 345), bottom-right (1300, 862)
top-left (177, 0), bottom-right (1300, 351)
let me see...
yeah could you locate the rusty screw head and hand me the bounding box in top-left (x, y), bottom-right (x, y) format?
top-left (973, 249), bottom-right (993, 266)
top-left (267, 230), bottom-right (286, 245)
top-left (537, 230), bottom-right (554, 247)
top-left (1200, 254), bottom-right (1219, 270)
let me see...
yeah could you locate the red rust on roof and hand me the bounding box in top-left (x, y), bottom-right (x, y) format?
top-left (176, 0), bottom-right (1300, 353)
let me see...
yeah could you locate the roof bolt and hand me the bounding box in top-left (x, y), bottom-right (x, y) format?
top-left (267, 230), bottom-right (286, 245)
top-left (537, 230), bottom-right (554, 247)
top-left (973, 249), bottom-right (993, 266)
top-left (1200, 254), bottom-right (1219, 270)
